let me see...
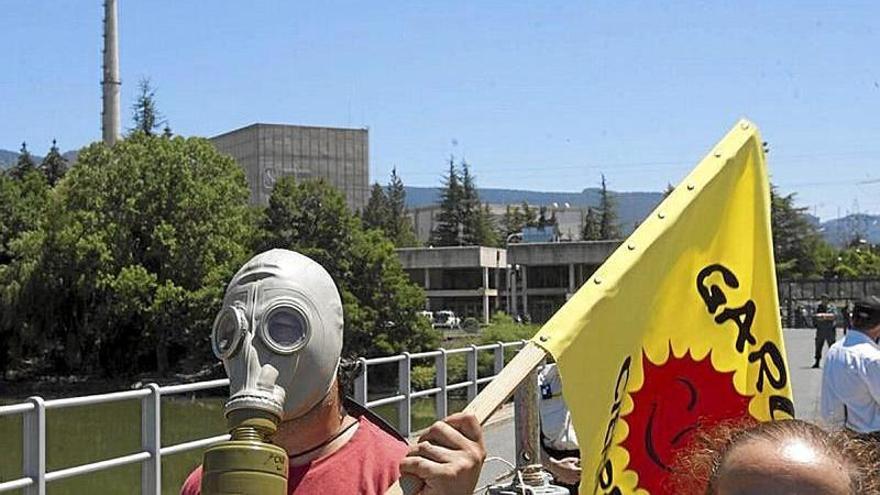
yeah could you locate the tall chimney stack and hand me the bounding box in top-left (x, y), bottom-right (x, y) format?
top-left (102, 0), bottom-right (121, 145)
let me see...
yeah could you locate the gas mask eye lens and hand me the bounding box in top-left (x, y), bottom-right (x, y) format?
top-left (212, 306), bottom-right (247, 359)
top-left (216, 314), bottom-right (236, 351)
top-left (263, 306), bottom-right (309, 353)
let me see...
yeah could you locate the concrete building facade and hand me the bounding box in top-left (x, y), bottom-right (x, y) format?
top-left (211, 123), bottom-right (369, 210)
top-left (396, 241), bottom-right (620, 324)
top-left (397, 246), bottom-right (507, 324)
top-left (506, 240), bottom-right (620, 322)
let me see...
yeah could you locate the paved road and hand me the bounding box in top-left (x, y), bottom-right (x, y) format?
top-left (785, 327), bottom-right (839, 421)
top-left (475, 328), bottom-right (834, 488)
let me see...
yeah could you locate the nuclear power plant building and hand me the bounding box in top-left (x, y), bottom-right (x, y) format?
top-left (211, 123), bottom-right (369, 210)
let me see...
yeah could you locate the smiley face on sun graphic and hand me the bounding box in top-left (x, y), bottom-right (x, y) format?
top-left (619, 348), bottom-right (753, 494)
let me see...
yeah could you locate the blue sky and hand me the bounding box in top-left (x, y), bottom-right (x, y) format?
top-left (2, 1), bottom-right (878, 219)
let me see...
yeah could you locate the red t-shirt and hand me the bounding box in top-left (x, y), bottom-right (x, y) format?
top-left (181, 414), bottom-right (408, 495)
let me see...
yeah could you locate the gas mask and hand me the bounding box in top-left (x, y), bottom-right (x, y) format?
top-left (212, 249), bottom-right (343, 421)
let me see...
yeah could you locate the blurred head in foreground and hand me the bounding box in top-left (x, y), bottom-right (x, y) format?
top-left (670, 419), bottom-right (880, 495)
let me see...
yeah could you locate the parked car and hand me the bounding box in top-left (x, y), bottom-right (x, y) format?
top-left (433, 310), bottom-right (461, 330)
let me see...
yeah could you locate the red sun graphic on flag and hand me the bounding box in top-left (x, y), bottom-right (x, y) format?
top-left (621, 349), bottom-right (752, 494)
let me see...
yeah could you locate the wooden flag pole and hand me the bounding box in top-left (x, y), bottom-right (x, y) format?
top-left (384, 341), bottom-right (548, 495)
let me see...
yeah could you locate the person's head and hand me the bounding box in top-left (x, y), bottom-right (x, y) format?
top-left (852, 295), bottom-right (880, 338)
top-left (670, 419), bottom-right (880, 495)
top-left (212, 249), bottom-right (344, 423)
top-left (821, 294), bottom-right (831, 304)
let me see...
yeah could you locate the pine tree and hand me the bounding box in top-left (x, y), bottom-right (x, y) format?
top-left (9, 142), bottom-right (37, 180)
top-left (460, 161), bottom-right (478, 244)
top-left (522, 201), bottom-right (539, 228)
top-left (500, 205), bottom-right (522, 241)
top-left (362, 182), bottom-right (391, 232)
top-left (385, 167), bottom-right (418, 247)
top-left (40, 139), bottom-right (68, 186)
top-left (581, 207), bottom-right (601, 240)
top-left (460, 162), bottom-right (497, 246)
top-left (538, 206), bottom-right (549, 227)
top-left (431, 157), bottom-right (463, 246)
top-left (476, 203), bottom-right (498, 246)
top-left (598, 174), bottom-right (620, 240)
top-left (131, 77), bottom-right (165, 136)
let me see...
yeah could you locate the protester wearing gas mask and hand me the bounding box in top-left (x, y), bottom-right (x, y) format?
top-left (181, 249), bottom-right (486, 495)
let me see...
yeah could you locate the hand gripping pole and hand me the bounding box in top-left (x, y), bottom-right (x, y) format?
top-left (383, 342), bottom-right (547, 495)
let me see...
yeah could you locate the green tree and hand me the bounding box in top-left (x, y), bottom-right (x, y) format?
top-left (770, 186), bottom-right (827, 278)
top-left (362, 169), bottom-right (418, 247)
top-left (0, 170), bottom-right (50, 370)
top-left (598, 174), bottom-right (620, 240)
top-left (9, 142), bottom-right (37, 180)
top-left (40, 139), bottom-right (68, 186)
top-left (385, 168), bottom-right (418, 247)
top-left (478, 204), bottom-right (499, 245)
top-left (131, 77), bottom-right (166, 137)
top-left (826, 244), bottom-right (880, 278)
top-left (460, 162), bottom-right (497, 246)
top-left (260, 177), bottom-right (438, 357)
top-left (581, 207), bottom-right (601, 241)
top-left (499, 202), bottom-right (541, 242)
top-left (431, 157), bottom-right (463, 246)
top-left (499, 205), bottom-right (522, 241)
top-left (362, 182), bottom-right (391, 232)
top-left (0, 170), bottom-right (48, 265)
top-left (522, 201), bottom-right (539, 228)
top-left (1, 133), bottom-right (253, 375)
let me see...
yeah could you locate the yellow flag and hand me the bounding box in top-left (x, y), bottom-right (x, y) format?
top-left (533, 120), bottom-right (794, 495)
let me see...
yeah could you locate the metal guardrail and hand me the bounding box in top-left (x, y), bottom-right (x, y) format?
top-left (0, 340), bottom-right (528, 494)
top-left (355, 340), bottom-right (527, 437)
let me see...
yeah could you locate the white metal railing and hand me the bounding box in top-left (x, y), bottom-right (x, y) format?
top-left (355, 340), bottom-right (527, 437)
top-left (0, 340), bottom-right (527, 494)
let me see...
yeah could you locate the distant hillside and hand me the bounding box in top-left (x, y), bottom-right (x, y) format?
top-left (0, 149), bottom-right (79, 169)
top-left (0, 149), bottom-right (19, 169)
top-left (405, 186), bottom-right (664, 233)
top-left (819, 214), bottom-right (880, 247)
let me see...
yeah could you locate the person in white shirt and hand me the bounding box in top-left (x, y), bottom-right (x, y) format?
top-left (538, 363), bottom-right (581, 493)
top-left (820, 295), bottom-right (880, 441)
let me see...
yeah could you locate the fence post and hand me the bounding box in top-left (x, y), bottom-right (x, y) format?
top-left (354, 357), bottom-right (368, 405)
top-left (513, 367), bottom-right (541, 467)
top-left (23, 396), bottom-right (46, 495)
top-left (435, 349), bottom-right (448, 420)
top-left (141, 383), bottom-right (161, 495)
top-left (399, 352), bottom-right (412, 437)
top-left (494, 342), bottom-right (505, 375)
top-left (467, 345), bottom-right (478, 402)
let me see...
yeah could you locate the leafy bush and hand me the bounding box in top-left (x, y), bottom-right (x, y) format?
top-left (489, 311), bottom-right (515, 326)
top-left (411, 364), bottom-right (437, 391)
top-left (462, 317), bottom-right (480, 333)
top-left (479, 322), bottom-right (538, 345)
